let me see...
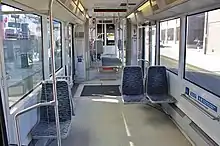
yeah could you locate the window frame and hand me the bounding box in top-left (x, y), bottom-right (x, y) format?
top-left (183, 8), bottom-right (220, 98)
top-left (159, 18), bottom-right (181, 75)
top-left (2, 3), bottom-right (44, 107)
top-left (49, 19), bottom-right (63, 75)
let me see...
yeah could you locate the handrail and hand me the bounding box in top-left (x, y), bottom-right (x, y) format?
top-left (48, 0), bottom-right (62, 145)
top-left (14, 0), bottom-right (62, 145)
top-left (181, 94), bottom-right (220, 121)
top-left (138, 59), bottom-right (150, 63)
top-left (56, 76), bottom-right (71, 80)
top-left (14, 101), bottom-right (55, 146)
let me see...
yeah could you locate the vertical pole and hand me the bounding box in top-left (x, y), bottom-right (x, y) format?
top-left (122, 19), bottom-right (125, 66)
top-left (69, 25), bottom-right (73, 84)
top-left (203, 12), bottom-right (208, 55)
top-left (179, 16), bottom-right (187, 79)
top-left (156, 21), bottom-right (160, 65)
top-left (149, 22), bottom-right (152, 65)
top-left (141, 25), bottom-right (145, 76)
top-left (84, 19), bottom-right (89, 80)
top-left (95, 17), bottom-right (97, 63)
top-left (102, 13), bottom-right (104, 47)
top-left (49, 0), bottom-right (61, 146)
top-left (126, 18), bottom-right (132, 65)
top-left (118, 13), bottom-right (121, 58)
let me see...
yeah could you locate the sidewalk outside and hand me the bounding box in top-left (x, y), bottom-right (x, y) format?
top-left (160, 44), bottom-right (220, 74)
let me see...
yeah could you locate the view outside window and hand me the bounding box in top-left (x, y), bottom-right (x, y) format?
top-left (2, 5), bottom-right (43, 106)
top-left (145, 26), bottom-right (149, 62)
top-left (48, 21), bottom-right (62, 74)
top-left (97, 24), bottom-right (105, 45)
top-left (160, 18), bottom-right (180, 74)
top-left (185, 9), bottom-right (220, 96)
top-left (67, 24), bottom-right (72, 76)
top-left (106, 24), bottom-right (115, 46)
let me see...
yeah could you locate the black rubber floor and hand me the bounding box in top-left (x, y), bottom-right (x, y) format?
top-left (81, 85), bottom-right (121, 96)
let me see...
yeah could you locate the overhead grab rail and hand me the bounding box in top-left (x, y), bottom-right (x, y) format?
top-left (14, 0), bottom-right (62, 146)
top-left (181, 94), bottom-right (220, 121)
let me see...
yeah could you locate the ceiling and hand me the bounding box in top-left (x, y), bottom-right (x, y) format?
top-left (81, 0), bottom-right (144, 18)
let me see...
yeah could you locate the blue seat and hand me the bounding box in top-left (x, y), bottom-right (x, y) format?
top-left (121, 66), bottom-right (146, 103)
top-left (146, 66), bottom-right (176, 104)
top-left (31, 80), bottom-right (74, 139)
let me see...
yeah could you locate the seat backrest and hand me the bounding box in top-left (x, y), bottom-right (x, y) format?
top-left (146, 66), bottom-right (168, 95)
top-left (94, 40), bottom-right (103, 54)
top-left (40, 81), bottom-right (72, 122)
top-left (122, 66), bottom-right (143, 95)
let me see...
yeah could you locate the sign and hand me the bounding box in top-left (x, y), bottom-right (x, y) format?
top-left (185, 87), bottom-right (218, 112)
top-left (198, 96), bottom-right (217, 112)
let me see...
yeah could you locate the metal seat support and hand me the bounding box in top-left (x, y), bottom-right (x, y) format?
top-left (30, 80), bottom-right (74, 139)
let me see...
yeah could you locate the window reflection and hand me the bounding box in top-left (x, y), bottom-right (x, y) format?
top-left (48, 21), bottom-right (62, 74)
top-left (160, 18), bottom-right (180, 74)
top-left (2, 5), bottom-right (43, 106)
top-left (185, 9), bottom-right (220, 96)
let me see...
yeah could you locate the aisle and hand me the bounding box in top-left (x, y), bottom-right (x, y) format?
top-left (49, 95), bottom-right (191, 146)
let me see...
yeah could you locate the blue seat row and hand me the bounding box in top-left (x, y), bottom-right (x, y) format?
top-left (121, 65), bottom-right (176, 104)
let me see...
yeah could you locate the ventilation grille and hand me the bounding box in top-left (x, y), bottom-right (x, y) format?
top-left (120, 3), bottom-right (136, 6)
top-left (190, 122), bottom-right (219, 146)
top-left (98, 20), bottom-right (113, 23)
top-left (75, 32), bottom-right (84, 38)
top-left (94, 9), bottom-right (127, 13)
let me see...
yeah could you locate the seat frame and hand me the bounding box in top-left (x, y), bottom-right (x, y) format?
top-left (31, 79), bottom-right (74, 139)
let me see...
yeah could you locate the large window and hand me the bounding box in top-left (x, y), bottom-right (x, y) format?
top-left (2, 5), bottom-right (43, 106)
top-left (160, 18), bottom-right (180, 74)
top-left (185, 9), bottom-right (220, 96)
top-left (48, 21), bottom-right (62, 74)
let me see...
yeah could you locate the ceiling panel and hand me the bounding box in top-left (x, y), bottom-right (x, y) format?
top-left (81, 0), bottom-right (144, 17)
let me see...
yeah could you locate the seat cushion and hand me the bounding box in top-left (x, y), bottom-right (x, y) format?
top-left (122, 95), bottom-right (147, 103)
top-left (31, 120), bottom-right (71, 139)
top-left (147, 94), bottom-right (176, 104)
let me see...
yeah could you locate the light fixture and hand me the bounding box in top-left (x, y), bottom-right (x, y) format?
top-left (86, 14), bottom-right (89, 18)
top-left (127, 12), bottom-right (134, 18)
top-left (137, 1), bottom-right (150, 11)
top-left (78, 2), bottom-right (84, 12)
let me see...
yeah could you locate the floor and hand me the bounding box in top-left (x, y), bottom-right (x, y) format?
top-left (48, 78), bottom-right (192, 146)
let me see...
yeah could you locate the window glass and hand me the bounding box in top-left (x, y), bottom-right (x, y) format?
top-left (67, 24), bottom-right (72, 76)
top-left (2, 5), bottom-right (43, 106)
top-left (145, 26), bottom-right (149, 62)
top-left (160, 18), bottom-right (180, 74)
top-left (97, 24), bottom-right (105, 45)
top-left (185, 9), bottom-right (220, 96)
top-left (106, 24), bottom-right (115, 46)
top-left (48, 21), bottom-right (62, 74)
